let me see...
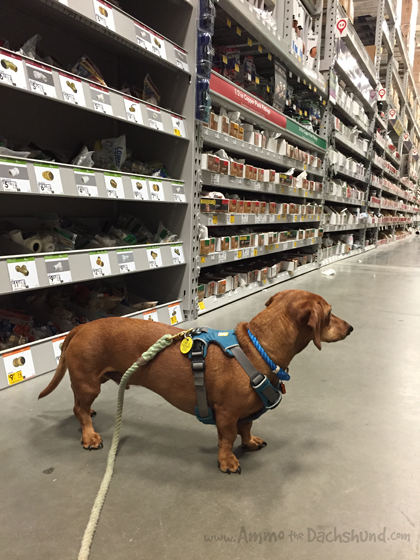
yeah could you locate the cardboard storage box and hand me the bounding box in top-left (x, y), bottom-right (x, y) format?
top-left (200, 238), bottom-right (216, 255)
top-left (201, 154), bottom-right (220, 173)
top-left (200, 198), bottom-right (229, 213)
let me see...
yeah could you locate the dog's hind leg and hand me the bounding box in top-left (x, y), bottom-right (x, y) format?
top-left (71, 380), bottom-right (103, 450)
top-left (237, 421), bottom-right (267, 451)
top-left (214, 405), bottom-right (241, 474)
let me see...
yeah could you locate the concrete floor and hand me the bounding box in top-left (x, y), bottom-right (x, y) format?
top-left (1, 239), bottom-right (420, 560)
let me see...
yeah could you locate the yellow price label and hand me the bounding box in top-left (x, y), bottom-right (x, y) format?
top-left (277, 215), bottom-right (281, 220)
top-left (236, 26), bottom-right (241, 36)
top-left (304, 164), bottom-right (306, 170)
top-left (301, 215), bottom-right (304, 221)
top-left (268, 53), bottom-right (272, 61)
top-left (299, 110), bottom-right (302, 115)
top-left (314, 87), bottom-right (317, 92)
top-left (180, 336), bottom-right (193, 353)
top-left (312, 238), bottom-right (315, 244)
top-left (276, 244), bottom-right (279, 249)
top-left (282, 215), bottom-right (286, 220)
top-left (267, 86), bottom-right (270, 93)
top-left (8, 370), bottom-right (24, 385)
top-left (323, 100), bottom-right (326, 105)
top-left (258, 45), bottom-right (263, 53)
top-left (237, 251), bottom-right (242, 258)
top-left (294, 241), bottom-right (297, 247)
top-left (309, 84), bottom-right (312, 90)
top-left (174, 129), bottom-right (181, 136)
top-left (304, 191), bottom-right (308, 196)
top-left (227, 18), bottom-right (231, 27)
top-left (303, 79), bottom-right (306, 85)
top-left (281, 187), bottom-right (284, 193)
top-left (254, 249), bottom-right (258, 256)
top-left (170, 316), bottom-right (177, 325)
top-left (230, 215), bottom-right (235, 223)
top-left (256, 77), bottom-right (260, 84)
top-left (212, 215), bottom-right (218, 225)
top-left (298, 56), bottom-right (301, 62)
top-left (294, 216), bottom-right (298, 221)
top-left (235, 63), bottom-right (240, 72)
top-left (304, 111), bottom-right (307, 116)
top-left (222, 55), bottom-right (228, 64)
top-left (201, 256), bottom-right (206, 263)
top-left (247, 38), bottom-right (253, 47)
top-left (198, 301), bottom-right (205, 311)
top-left (293, 187), bottom-right (297, 193)
top-left (269, 244), bottom-right (274, 251)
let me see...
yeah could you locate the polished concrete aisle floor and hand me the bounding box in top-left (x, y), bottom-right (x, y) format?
top-left (2, 239), bottom-right (420, 560)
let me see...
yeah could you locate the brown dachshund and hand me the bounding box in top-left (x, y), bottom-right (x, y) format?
top-left (39, 289), bottom-right (353, 473)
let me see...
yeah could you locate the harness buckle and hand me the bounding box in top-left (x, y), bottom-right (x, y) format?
top-left (250, 372), bottom-right (265, 389)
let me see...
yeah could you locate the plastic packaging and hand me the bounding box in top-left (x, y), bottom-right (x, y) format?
top-left (93, 135), bottom-right (126, 170)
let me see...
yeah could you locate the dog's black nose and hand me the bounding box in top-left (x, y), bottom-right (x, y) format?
top-left (347, 325), bottom-right (354, 334)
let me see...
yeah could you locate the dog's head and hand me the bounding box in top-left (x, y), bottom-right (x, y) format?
top-left (264, 289), bottom-right (353, 351)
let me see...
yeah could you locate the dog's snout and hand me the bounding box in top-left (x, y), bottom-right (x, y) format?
top-left (347, 324), bottom-right (354, 334)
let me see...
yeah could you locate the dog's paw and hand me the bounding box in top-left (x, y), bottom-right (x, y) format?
top-left (218, 455), bottom-right (241, 474)
top-left (241, 436), bottom-right (267, 451)
top-left (81, 432), bottom-right (103, 450)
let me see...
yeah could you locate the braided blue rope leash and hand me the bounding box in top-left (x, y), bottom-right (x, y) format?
top-left (247, 329), bottom-right (290, 381)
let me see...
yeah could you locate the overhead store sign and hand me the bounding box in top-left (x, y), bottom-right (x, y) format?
top-left (209, 73), bottom-right (326, 149)
top-left (335, 18), bottom-right (348, 37)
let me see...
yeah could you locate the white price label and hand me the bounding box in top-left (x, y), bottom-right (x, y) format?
top-left (93, 0), bottom-right (116, 31)
top-left (52, 336), bottom-right (67, 364)
top-left (117, 249), bottom-right (136, 273)
top-left (124, 97), bottom-right (143, 124)
top-left (147, 106), bottom-right (164, 131)
top-left (243, 248), bottom-right (250, 259)
top-left (104, 173), bottom-right (125, 198)
top-left (26, 61), bottom-right (57, 98)
top-left (75, 169), bottom-right (98, 197)
top-left (218, 251), bottom-right (227, 263)
top-left (0, 50), bottom-right (27, 90)
top-left (241, 214), bottom-right (249, 224)
top-left (168, 303), bottom-right (182, 325)
top-left (255, 214), bottom-right (261, 223)
top-left (4, 347), bottom-right (36, 386)
top-left (171, 244), bottom-right (184, 265)
top-left (134, 22), bottom-right (167, 59)
top-left (147, 247), bottom-right (163, 269)
top-left (269, 215), bottom-right (275, 223)
top-left (143, 308), bottom-right (158, 322)
top-left (7, 257), bottom-right (39, 291)
top-left (131, 177), bottom-right (149, 200)
top-left (174, 48), bottom-right (189, 72)
top-left (149, 179), bottom-right (165, 201)
top-left (261, 215), bottom-right (267, 223)
top-left (211, 173), bottom-right (220, 185)
top-left (0, 158), bottom-right (31, 193)
top-left (254, 181), bottom-right (261, 190)
top-left (171, 115), bottom-right (186, 138)
top-left (45, 254), bottom-right (72, 285)
top-left (89, 251), bottom-right (112, 277)
top-left (34, 164), bottom-right (63, 195)
top-left (172, 181), bottom-right (186, 202)
top-left (89, 84), bottom-right (113, 115)
top-left (59, 73), bottom-right (86, 106)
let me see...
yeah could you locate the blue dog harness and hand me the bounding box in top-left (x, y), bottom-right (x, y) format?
top-left (188, 327), bottom-right (287, 425)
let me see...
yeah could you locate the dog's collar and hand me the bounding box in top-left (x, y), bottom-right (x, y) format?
top-left (247, 329), bottom-right (290, 381)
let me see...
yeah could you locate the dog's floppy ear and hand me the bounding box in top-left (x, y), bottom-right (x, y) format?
top-left (265, 290), bottom-right (293, 307)
top-left (307, 304), bottom-right (322, 350)
top-left (265, 293), bottom-right (280, 307)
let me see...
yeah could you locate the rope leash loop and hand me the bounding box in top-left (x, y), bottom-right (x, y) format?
top-left (78, 330), bottom-right (190, 560)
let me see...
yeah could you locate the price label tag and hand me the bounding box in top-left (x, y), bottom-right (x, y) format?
top-left (198, 301), bottom-right (205, 311)
top-left (269, 215), bottom-right (275, 223)
top-left (174, 47), bottom-right (189, 72)
top-left (255, 215), bottom-right (261, 223)
top-left (135, 23), bottom-right (166, 59)
top-left (241, 214), bottom-right (249, 224)
top-left (254, 181), bottom-right (261, 190)
top-left (131, 176), bottom-right (149, 200)
top-left (75, 168), bottom-right (98, 197)
top-left (89, 251), bottom-right (112, 277)
top-left (117, 249), bottom-right (136, 273)
top-left (147, 105), bottom-right (164, 131)
top-left (261, 215), bottom-right (267, 223)
top-left (230, 214), bottom-right (235, 224)
top-left (211, 173), bottom-right (220, 185)
top-left (0, 158), bottom-right (31, 193)
top-left (89, 84), bottom-right (113, 115)
top-left (171, 115), bottom-right (186, 137)
top-left (123, 96), bottom-right (142, 124)
top-left (171, 244), bottom-right (184, 265)
top-left (294, 241), bottom-right (297, 247)
top-left (104, 172), bottom-right (125, 198)
top-left (0, 50), bottom-right (27, 90)
top-left (172, 181), bottom-right (186, 202)
top-left (93, 0), bottom-right (116, 30)
top-left (201, 256), bottom-right (206, 263)
top-left (168, 303), bottom-right (182, 325)
top-left (52, 335), bottom-right (67, 364)
top-left (294, 215), bottom-right (298, 222)
top-left (59, 73), bottom-right (86, 106)
top-left (7, 257), bottom-right (39, 291)
top-left (218, 251), bottom-right (227, 263)
top-left (236, 250), bottom-right (242, 259)
top-left (149, 179), bottom-right (165, 201)
top-left (4, 347), bottom-right (36, 386)
top-left (34, 164), bottom-right (63, 195)
top-left (45, 254), bottom-right (72, 285)
top-left (143, 308), bottom-right (158, 322)
top-left (243, 248), bottom-right (250, 258)
top-left (26, 61), bottom-right (57, 98)
top-left (254, 249), bottom-right (258, 256)
top-left (147, 247), bottom-right (163, 268)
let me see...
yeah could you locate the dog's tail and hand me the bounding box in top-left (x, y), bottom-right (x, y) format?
top-left (38, 328), bottom-right (78, 399)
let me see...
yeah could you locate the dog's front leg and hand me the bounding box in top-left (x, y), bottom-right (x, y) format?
top-left (237, 421), bottom-right (267, 451)
top-left (214, 405), bottom-right (241, 474)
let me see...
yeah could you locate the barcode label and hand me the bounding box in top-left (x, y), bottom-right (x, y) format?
top-left (2, 179), bottom-right (18, 191)
top-left (29, 80), bottom-right (44, 94)
top-left (0, 72), bottom-right (13, 85)
top-left (93, 101), bottom-right (105, 112)
top-left (92, 268), bottom-right (104, 277)
top-left (47, 273), bottom-right (62, 285)
top-left (11, 279), bottom-right (26, 291)
top-left (63, 92), bottom-right (75, 103)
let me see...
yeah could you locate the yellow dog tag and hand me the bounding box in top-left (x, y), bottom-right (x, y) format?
top-left (180, 337), bottom-right (193, 354)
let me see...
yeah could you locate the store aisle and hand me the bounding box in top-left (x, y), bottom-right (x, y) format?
top-left (1, 239), bottom-right (420, 560)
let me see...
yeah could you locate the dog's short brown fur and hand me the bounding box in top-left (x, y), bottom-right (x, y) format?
top-left (39, 289), bottom-right (353, 473)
